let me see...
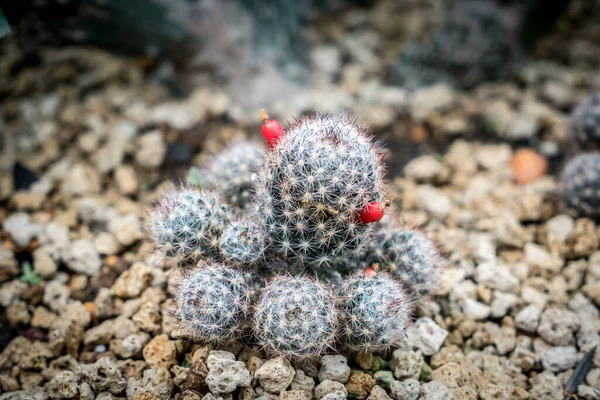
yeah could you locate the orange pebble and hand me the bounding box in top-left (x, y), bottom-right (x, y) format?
top-left (510, 148), bottom-right (548, 185)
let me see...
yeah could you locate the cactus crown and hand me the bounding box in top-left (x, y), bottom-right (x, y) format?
top-left (173, 263), bottom-right (259, 343)
top-left (257, 113), bottom-right (386, 269)
top-left (252, 275), bottom-right (339, 359)
top-left (220, 218), bottom-right (266, 265)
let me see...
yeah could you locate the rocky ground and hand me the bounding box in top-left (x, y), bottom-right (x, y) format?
top-left (1, 1), bottom-right (600, 400)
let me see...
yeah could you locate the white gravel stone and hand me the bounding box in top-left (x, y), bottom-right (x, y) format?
top-left (207, 351), bottom-right (236, 370)
top-left (61, 238), bottom-right (101, 275)
top-left (406, 317), bottom-right (448, 356)
top-left (515, 304), bottom-right (541, 333)
top-left (315, 380), bottom-right (347, 400)
top-left (255, 357), bottom-right (295, 394)
top-left (461, 298), bottom-right (491, 321)
top-left (420, 381), bottom-right (453, 400)
top-left (416, 185), bottom-right (452, 219)
top-left (390, 379), bottom-right (420, 400)
top-left (390, 349), bottom-right (424, 380)
top-left (475, 263), bottom-right (519, 293)
top-left (541, 346), bottom-right (578, 372)
top-left (4, 212), bottom-right (42, 248)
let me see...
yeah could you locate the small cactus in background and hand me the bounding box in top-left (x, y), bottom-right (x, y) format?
top-left (151, 188), bottom-right (228, 265)
top-left (219, 218), bottom-right (266, 265)
top-left (172, 263), bottom-right (258, 343)
top-left (361, 224), bottom-right (441, 299)
top-left (201, 140), bottom-right (264, 209)
top-left (252, 275), bottom-right (339, 359)
top-left (571, 92), bottom-right (600, 150)
top-left (257, 113), bottom-right (387, 268)
top-left (338, 270), bottom-right (411, 352)
top-left (561, 153), bottom-right (600, 219)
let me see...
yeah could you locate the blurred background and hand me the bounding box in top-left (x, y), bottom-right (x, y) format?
top-left (0, 0), bottom-right (599, 196)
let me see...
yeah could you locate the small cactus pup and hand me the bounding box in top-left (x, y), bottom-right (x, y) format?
top-left (151, 187), bottom-right (228, 266)
top-left (200, 140), bottom-right (264, 209)
top-left (361, 223), bottom-right (441, 300)
top-left (257, 113), bottom-right (388, 269)
top-left (252, 275), bottom-right (339, 360)
top-left (338, 269), bottom-right (411, 353)
top-left (172, 263), bottom-right (259, 343)
top-left (219, 218), bottom-right (266, 265)
top-left (571, 92), bottom-right (600, 150)
top-left (561, 153), bottom-right (600, 219)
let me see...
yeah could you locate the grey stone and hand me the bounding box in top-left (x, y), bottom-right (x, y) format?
top-left (366, 385), bottom-right (392, 400)
top-left (290, 369), bottom-right (315, 395)
top-left (537, 308), bottom-right (580, 346)
top-left (541, 346), bottom-right (578, 372)
top-left (206, 360), bottom-right (251, 394)
top-left (4, 213), bottom-right (42, 248)
top-left (62, 238), bottom-right (101, 275)
top-left (315, 380), bottom-right (347, 400)
top-left (318, 355), bottom-right (350, 383)
top-left (207, 351), bottom-right (236, 370)
top-left (420, 381), bottom-right (453, 400)
top-left (76, 357), bottom-right (127, 395)
top-left (389, 349), bottom-right (424, 380)
top-left (515, 304), bottom-right (541, 333)
top-left (389, 379), bottom-right (420, 400)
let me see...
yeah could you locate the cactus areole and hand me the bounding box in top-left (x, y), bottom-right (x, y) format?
top-left (261, 109), bottom-right (285, 148)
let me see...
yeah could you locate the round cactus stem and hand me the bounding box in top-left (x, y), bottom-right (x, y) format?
top-left (261, 109), bottom-right (285, 149)
top-left (358, 201), bottom-right (386, 223)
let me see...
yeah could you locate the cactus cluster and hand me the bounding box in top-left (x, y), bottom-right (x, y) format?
top-left (571, 92), bottom-right (600, 150)
top-left (151, 112), bottom-right (442, 359)
top-left (561, 153), bottom-right (600, 219)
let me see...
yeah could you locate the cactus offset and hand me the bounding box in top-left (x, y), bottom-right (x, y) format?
top-left (201, 140), bottom-right (264, 209)
top-left (257, 113), bottom-right (387, 269)
top-left (219, 218), bottom-right (266, 265)
top-left (338, 271), bottom-right (411, 352)
top-left (172, 263), bottom-right (259, 343)
top-left (361, 224), bottom-right (441, 299)
top-left (252, 275), bottom-right (339, 359)
top-left (561, 153), bottom-right (600, 219)
top-left (151, 188), bottom-right (228, 265)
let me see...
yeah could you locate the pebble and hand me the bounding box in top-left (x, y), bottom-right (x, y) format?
top-left (410, 84), bottom-right (454, 121)
top-left (529, 371), bottom-right (563, 400)
top-left (515, 304), bottom-right (541, 333)
top-left (135, 131), bottom-right (166, 169)
top-left (475, 263), bottom-right (519, 293)
top-left (345, 371), bottom-right (375, 400)
top-left (46, 371), bottom-right (94, 400)
top-left (389, 349), bottom-right (424, 380)
top-left (405, 317), bottom-right (448, 356)
top-left (430, 357), bottom-right (489, 392)
top-left (207, 351), bottom-right (237, 370)
top-left (366, 385), bottom-right (392, 400)
top-left (315, 380), bottom-right (347, 400)
top-left (61, 238), bottom-right (101, 275)
top-left (416, 186), bottom-right (452, 219)
top-left (524, 242), bottom-right (564, 276)
top-left (76, 357), bottom-right (127, 395)
top-left (143, 334), bottom-right (177, 370)
top-left (115, 165), bottom-right (138, 195)
top-left (537, 308), bottom-right (580, 346)
top-left (404, 155), bottom-right (450, 184)
top-left (206, 360), bottom-right (251, 394)
top-left (107, 213), bottom-right (143, 247)
top-left (420, 381), bottom-right (453, 400)
top-left (510, 149), bottom-right (548, 184)
top-left (290, 369), bottom-right (315, 395)
top-left (111, 261), bottom-right (154, 299)
top-left (255, 357), bottom-right (295, 394)
top-left (4, 213), bottom-right (42, 248)
top-left (490, 292), bottom-right (519, 318)
top-left (461, 298), bottom-right (491, 321)
top-left (33, 248), bottom-right (57, 279)
top-left (318, 355), bottom-right (350, 383)
top-left (94, 232), bottom-right (120, 255)
top-left (389, 379), bottom-right (420, 400)
top-left (540, 346), bottom-right (578, 372)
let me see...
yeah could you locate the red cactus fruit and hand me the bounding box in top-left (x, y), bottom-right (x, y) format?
top-left (261, 109), bottom-right (285, 148)
top-left (364, 268), bottom-right (378, 279)
top-left (358, 201), bottom-right (385, 223)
